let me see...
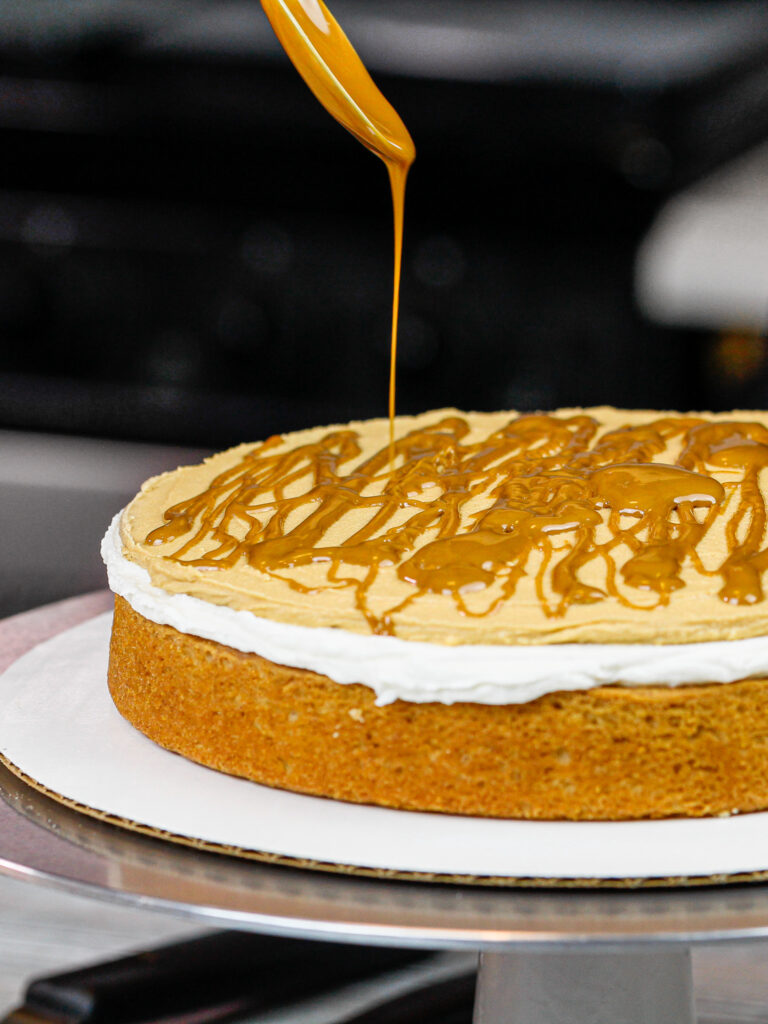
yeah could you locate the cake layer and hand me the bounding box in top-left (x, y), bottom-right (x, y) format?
top-left (108, 597), bottom-right (768, 821)
top-left (104, 406), bottom-right (768, 821)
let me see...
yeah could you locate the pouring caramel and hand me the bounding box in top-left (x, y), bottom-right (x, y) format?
top-left (259, 0), bottom-right (415, 453)
top-left (145, 411), bottom-right (768, 636)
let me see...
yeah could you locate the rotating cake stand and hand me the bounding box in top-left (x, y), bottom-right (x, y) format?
top-left (3, 597), bottom-right (768, 1023)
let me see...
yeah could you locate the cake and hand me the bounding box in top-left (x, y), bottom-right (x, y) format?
top-left (103, 406), bottom-right (768, 820)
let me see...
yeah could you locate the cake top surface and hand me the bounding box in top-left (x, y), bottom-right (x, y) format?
top-left (120, 406), bottom-right (768, 645)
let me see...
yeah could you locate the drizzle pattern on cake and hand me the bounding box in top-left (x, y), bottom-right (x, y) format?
top-left (142, 412), bottom-right (768, 635)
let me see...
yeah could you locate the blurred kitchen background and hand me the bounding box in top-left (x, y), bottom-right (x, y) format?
top-left (4, 0), bottom-right (768, 616)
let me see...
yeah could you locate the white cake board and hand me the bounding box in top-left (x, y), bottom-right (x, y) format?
top-left (2, 612), bottom-right (768, 885)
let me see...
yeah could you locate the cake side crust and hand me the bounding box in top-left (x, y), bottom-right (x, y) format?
top-left (108, 596), bottom-right (768, 820)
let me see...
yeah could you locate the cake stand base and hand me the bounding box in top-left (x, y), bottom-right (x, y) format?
top-left (475, 947), bottom-right (694, 1023)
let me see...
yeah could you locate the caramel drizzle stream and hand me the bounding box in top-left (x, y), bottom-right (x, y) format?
top-left (259, 0), bottom-right (415, 460)
top-left (146, 414), bottom-right (768, 635)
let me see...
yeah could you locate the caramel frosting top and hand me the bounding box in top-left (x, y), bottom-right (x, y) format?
top-left (120, 407), bottom-right (768, 645)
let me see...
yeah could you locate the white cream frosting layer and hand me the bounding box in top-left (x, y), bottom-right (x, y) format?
top-left (102, 513), bottom-right (768, 706)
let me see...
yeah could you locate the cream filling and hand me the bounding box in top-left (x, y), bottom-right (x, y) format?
top-left (102, 513), bottom-right (768, 706)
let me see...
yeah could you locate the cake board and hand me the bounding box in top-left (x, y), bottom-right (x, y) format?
top-left (4, 596), bottom-right (768, 1022)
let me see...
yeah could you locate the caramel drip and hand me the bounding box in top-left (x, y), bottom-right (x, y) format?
top-left (146, 414), bottom-right (768, 635)
top-left (259, 0), bottom-right (416, 458)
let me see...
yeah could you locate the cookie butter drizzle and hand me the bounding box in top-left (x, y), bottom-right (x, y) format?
top-left (145, 414), bottom-right (768, 635)
top-left (259, 0), bottom-right (415, 455)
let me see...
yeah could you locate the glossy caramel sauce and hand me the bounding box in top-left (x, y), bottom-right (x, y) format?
top-left (145, 412), bottom-right (768, 636)
top-left (259, 0), bottom-right (415, 452)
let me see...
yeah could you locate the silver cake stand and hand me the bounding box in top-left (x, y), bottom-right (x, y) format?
top-left (3, 595), bottom-right (768, 1024)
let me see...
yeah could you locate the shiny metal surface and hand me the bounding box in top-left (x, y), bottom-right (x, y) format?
top-left (4, 763), bottom-right (768, 951)
top-left (474, 949), bottom-right (695, 1023)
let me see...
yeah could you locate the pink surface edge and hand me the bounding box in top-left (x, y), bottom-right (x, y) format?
top-left (0, 592), bottom-right (112, 675)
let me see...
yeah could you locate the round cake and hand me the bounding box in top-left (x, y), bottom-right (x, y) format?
top-left (103, 406), bottom-right (768, 820)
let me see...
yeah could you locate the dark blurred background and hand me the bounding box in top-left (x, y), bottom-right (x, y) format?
top-left (3, 0), bottom-right (768, 448)
top-left (5, 0), bottom-right (768, 614)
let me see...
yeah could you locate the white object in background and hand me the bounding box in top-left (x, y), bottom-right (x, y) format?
top-left (636, 142), bottom-right (768, 331)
